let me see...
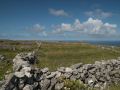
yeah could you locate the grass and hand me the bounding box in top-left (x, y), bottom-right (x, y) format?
top-left (38, 42), bottom-right (120, 70)
top-left (0, 40), bottom-right (120, 89)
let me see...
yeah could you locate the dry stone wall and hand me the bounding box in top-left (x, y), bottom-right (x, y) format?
top-left (0, 52), bottom-right (120, 90)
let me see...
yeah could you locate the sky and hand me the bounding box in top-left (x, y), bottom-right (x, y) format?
top-left (0, 0), bottom-right (120, 40)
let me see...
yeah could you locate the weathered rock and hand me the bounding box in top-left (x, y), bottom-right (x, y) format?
top-left (0, 55), bottom-right (5, 61)
top-left (65, 67), bottom-right (73, 73)
top-left (14, 71), bottom-right (25, 78)
top-left (70, 63), bottom-right (83, 69)
top-left (0, 80), bottom-right (5, 88)
top-left (18, 78), bottom-right (25, 89)
top-left (46, 72), bottom-right (56, 79)
top-left (64, 72), bottom-right (72, 79)
top-left (55, 82), bottom-right (64, 90)
top-left (41, 68), bottom-right (49, 73)
top-left (70, 75), bottom-right (77, 81)
top-left (48, 78), bottom-right (57, 90)
top-left (57, 67), bottom-right (65, 73)
top-left (23, 84), bottom-right (33, 90)
top-left (13, 52), bottom-right (36, 72)
top-left (55, 71), bottom-right (61, 78)
top-left (39, 79), bottom-right (50, 90)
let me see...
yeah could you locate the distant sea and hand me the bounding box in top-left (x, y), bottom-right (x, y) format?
top-left (85, 41), bottom-right (120, 46)
top-left (59, 40), bottom-right (120, 46)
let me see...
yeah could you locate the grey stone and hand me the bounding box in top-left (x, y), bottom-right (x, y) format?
top-left (0, 80), bottom-right (5, 87)
top-left (70, 75), bottom-right (77, 81)
top-left (88, 68), bottom-right (96, 74)
top-left (40, 79), bottom-right (50, 90)
top-left (57, 67), bottom-right (65, 73)
top-left (65, 67), bottom-right (73, 73)
top-left (64, 73), bottom-right (72, 79)
top-left (55, 82), bottom-right (64, 90)
top-left (77, 67), bottom-right (84, 73)
top-left (14, 72), bottom-right (25, 78)
top-left (46, 72), bottom-right (56, 79)
top-left (70, 63), bottom-right (83, 69)
top-left (23, 84), bottom-right (33, 90)
top-left (95, 61), bottom-right (102, 66)
top-left (41, 68), bottom-right (49, 73)
top-left (48, 78), bottom-right (57, 90)
top-left (72, 70), bottom-right (78, 75)
top-left (0, 55), bottom-right (5, 61)
top-left (55, 71), bottom-right (61, 78)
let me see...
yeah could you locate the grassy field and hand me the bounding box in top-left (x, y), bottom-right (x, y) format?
top-left (38, 42), bottom-right (120, 70)
top-left (0, 40), bottom-right (120, 89)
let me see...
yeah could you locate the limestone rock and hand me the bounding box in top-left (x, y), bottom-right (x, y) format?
top-left (55, 82), bottom-right (64, 90)
top-left (23, 84), bottom-right (33, 90)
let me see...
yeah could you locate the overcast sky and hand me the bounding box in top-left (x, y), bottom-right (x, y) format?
top-left (0, 0), bottom-right (120, 40)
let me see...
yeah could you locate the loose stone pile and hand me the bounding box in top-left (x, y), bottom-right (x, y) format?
top-left (0, 52), bottom-right (120, 90)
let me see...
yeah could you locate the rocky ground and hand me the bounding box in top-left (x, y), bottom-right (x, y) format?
top-left (0, 52), bottom-right (120, 90)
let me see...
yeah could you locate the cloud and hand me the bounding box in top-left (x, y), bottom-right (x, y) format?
top-left (85, 9), bottom-right (112, 19)
top-left (53, 18), bottom-right (117, 37)
top-left (42, 31), bottom-right (47, 37)
top-left (27, 24), bottom-right (48, 37)
top-left (53, 23), bottom-right (73, 34)
top-left (30, 24), bottom-right (45, 32)
top-left (49, 8), bottom-right (69, 17)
